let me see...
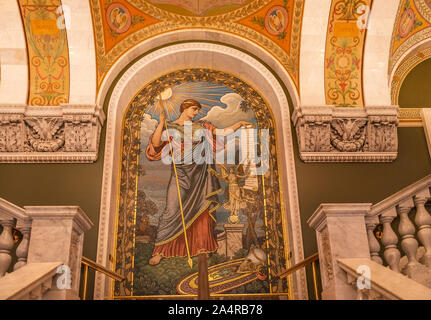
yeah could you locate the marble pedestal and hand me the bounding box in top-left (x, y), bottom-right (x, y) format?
top-left (25, 206), bottom-right (93, 300)
top-left (217, 224), bottom-right (244, 259)
top-left (308, 204), bottom-right (372, 300)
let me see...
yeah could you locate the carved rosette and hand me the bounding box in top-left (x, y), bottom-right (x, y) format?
top-left (292, 106), bottom-right (399, 162)
top-left (0, 104), bottom-right (105, 163)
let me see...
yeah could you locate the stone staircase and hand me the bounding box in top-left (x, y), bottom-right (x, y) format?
top-left (0, 198), bottom-right (92, 300)
top-left (308, 174), bottom-right (431, 299)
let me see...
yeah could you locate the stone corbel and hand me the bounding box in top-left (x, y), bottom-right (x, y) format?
top-left (0, 104), bottom-right (105, 163)
top-left (292, 106), bottom-right (399, 162)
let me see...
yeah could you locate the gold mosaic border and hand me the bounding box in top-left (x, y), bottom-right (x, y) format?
top-left (399, 108), bottom-right (422, 124)
top-left (114, 68), bottom-right (290, 298)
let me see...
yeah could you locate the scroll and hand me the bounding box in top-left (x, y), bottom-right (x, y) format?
top-left (240, 125), bottom-right (259, 191)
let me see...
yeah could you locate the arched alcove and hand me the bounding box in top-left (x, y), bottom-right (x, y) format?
top-left (94, 41), bottom-right (306, 300)
top-left (397, 57), bottom-right (431, 161)
top-left (399, 58), bottom-right (431, 108)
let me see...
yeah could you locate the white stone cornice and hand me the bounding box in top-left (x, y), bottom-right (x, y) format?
top-left (24, 206), bottom-right (93, 234)
top-left (308, 203), bottom-right (372, 232)
top-left (0, 104), bottom-right (105, 163)
top-left (293, 105), bottom-right (399, 162)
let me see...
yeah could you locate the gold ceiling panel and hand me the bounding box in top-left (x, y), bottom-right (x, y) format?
top-left (90, 0), bottom-right (305, 91)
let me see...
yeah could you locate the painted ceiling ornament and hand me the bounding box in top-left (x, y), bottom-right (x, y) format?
top-left (398, 7), bottom-right (416, 37)
top-left (90, 0), bottom-right (305, 91)
top-left (414, 0), bottom-right (431, 22)
top-left (106, 2), bottom-right (132, 34)
top-left (388, 0), bottom-right (430, 75)
top-left (148, 0), bottom-right (249, 15)
top-left (18, 0), bottom-right (70, 106)
top-left (264, 5), bottom-right (288, 36)
top-left (324, 0), bottom-right (373, 108)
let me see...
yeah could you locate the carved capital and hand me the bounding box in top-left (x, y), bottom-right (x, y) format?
top-left (293, 106), bottom-right (399, 162)
top-left (0, 104), bottom-right (105, 163)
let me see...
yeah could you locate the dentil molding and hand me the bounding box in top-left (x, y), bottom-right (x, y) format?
top-left (0, 104), bottom-right (105, 163)
top-left (292, 106), bottom-right (399, 162)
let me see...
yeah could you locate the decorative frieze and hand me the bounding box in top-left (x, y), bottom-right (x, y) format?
top-left (0, 104), bottom-right (105, 163)
top-left (292, 106), bottom-right (399, 162)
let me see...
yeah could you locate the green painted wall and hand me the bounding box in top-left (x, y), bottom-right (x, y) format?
top-left (1, 51), bottom-right (430, 300)
top-left (399, 58), bottom-right (431, 108)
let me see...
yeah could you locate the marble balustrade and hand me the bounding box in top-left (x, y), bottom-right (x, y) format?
top-left (0, 198), bottom-right (30, 277)
top-left (308, 174), bottom-right (431, 299)
top-left (0, 198), bottom-right (93, 300)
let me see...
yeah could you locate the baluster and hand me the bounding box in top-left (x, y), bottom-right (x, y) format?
top-left (413, 194), bottom-right (431, 267)
top-left (380, 208), bottom-right (401, 272)
top-left (365, 216), bottom-right (383, 265)
top-left (14, 220), bottom-right (32, 271)
top-left (0, 217), bottom-right (16, 277)
top-left (397, 202), bottom-right (420, 275)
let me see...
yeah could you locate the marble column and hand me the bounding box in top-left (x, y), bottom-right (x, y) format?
top-left (308, 204), bottom-right (372, 300)
top-left (25, 206), bottom-right (93, 300)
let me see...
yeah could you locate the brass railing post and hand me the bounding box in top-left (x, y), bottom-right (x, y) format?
top-left (311, 260), bottom-right (319, 300)
top-left (80, 257), bottom-right (125, 300)
top-left (277, 253), bottom-right (320, 300)
top-left (82, 264), bottom-right (89, 300)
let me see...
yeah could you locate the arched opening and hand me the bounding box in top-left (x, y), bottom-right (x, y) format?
top-left (114, 68), bottom-right (290, 298)
top-left (94, 41), bottom-right (306, 300)
top-left (397, 58), bottom-right (431, 160)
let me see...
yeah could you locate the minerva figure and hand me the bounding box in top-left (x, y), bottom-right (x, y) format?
top-left (145, 99), bottom-right (251, 265)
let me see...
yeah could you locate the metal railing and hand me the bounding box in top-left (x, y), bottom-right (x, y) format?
top-left (80, 257), bottom-right (125, 300)
top-left (277, 253), bottom-right (320, 300)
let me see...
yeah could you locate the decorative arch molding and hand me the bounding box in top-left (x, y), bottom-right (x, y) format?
top-left (389, 28), bottom-right (431, 125)
top-left (389, 0), bottom-right (431, 80)
top-left (389, 35), bottom-right (431, 87)
top-left (391, 45), bottom-right (431, 125)
top-left (391, 46), bottom-right (431, 106)
top-left (94, 42), bottom-right (307, 300)
top-left (95, 29), bottom-right (300, 112)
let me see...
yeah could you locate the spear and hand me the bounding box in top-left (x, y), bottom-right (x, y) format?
top-left (159, 95), bottom-right (193, 269)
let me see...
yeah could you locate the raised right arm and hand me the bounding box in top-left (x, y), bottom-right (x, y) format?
top-left (151, 112), bottom-right (166, 147)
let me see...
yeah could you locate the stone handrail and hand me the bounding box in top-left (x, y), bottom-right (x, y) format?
top-left (308, 174), bottom-right (431, 299)
top-left (365, 175), bottom-right (431, 282)
top-left (0, 262), bottom-right (63, 300)
top-left (337, 258), bottom-right (431, 300)
top-left (0, 198), bottom-right (29, 221)
top-left (0, 198), bottom-right (32, 276)
top-left (370, 174), bottom-right (431, 216)
top-left (0, 198), bottom-right (93, 299)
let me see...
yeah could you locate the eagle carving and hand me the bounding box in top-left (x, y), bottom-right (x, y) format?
top-left (330, 119), bottom-right (367, 152)
top-left (24, 118), bottom-right (65, 152)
